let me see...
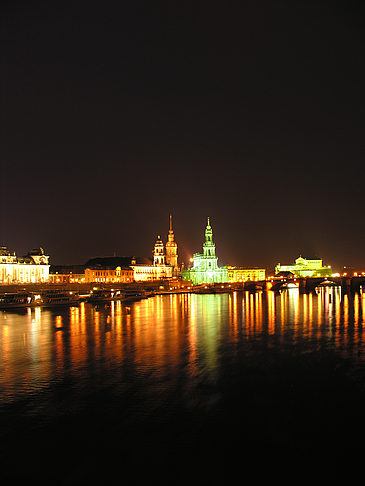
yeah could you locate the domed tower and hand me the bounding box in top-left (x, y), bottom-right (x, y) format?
top-left (165, 214), bottom-right (178, 272)
top-left (181, 216), bottom-right (228, 284)
top-left (153, 235), bottom-right (166, 266)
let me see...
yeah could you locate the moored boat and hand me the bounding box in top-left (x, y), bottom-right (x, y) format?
top-left (0, 292), bottom-right (37, 309)
top-left (40, 290), bottom-right (80, 307)
top-left (0, 290), bottom-right (80, 309)
top-left (122, 289), bottom-right (149, 302)
top-left (85, 289), bottom-right (124, 303)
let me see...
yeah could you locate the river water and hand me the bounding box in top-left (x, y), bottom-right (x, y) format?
top-left (1, 287), bottom-right (365, 484)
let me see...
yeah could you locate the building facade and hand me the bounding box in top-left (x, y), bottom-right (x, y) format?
top-left (49, 265), bottom-right (86, 283)
top-left (83, 216), bottom-right (178, 283)
top-left (131, 235), bottom-right (173, 281)
top-left (227, 266), bottom-right (266, 282)
top-left (182, 218), bottom-right (228, 285)
top-left (84, 257), bottom-right (135, 283)
top-left (275, 256), bottom-right (332, 278)
top-left (131, 216), bottom-right (179, 281)
top-left (0, 247), bottom-right (50, 284)
top-left (85, 266), bottom-right (134, 283)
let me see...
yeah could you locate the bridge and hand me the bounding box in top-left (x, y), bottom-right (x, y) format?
top-left (242, 276), bottom-right (365, 293)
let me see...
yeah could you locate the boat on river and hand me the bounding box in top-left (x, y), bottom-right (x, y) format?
top-left (85, 289), bottom-right (124, 303)
top-left (40, 290), bottom-right (80, 307)
top-left (123, 289), bottom-right (149, 302)
top-left (0, 292), bottom-right (36, 309)
top-left (85, 288), bottom-right (149, 304)
top-left (0, 290), bottom-right (80, 309)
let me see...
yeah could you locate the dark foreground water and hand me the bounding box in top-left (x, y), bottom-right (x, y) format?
top-left (1, 287), bottom-right (365, 484)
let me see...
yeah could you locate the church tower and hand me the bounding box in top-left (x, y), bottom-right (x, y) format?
top-left (153, 235), bottom-right (165, 266)
top-left (165, 214), bottom-right (178, 272)
top-left (181, 216), bottom-right (228, 284)
top-left (203, 217), bottom-right (216, 259)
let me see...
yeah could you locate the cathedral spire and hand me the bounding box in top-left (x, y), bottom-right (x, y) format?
top-left (168, 214), bottom-right (174, 242)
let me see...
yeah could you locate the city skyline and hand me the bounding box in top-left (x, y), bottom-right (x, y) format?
top-left (1, 2), bottom-right (365, 269)
top-left (1, 212), bottom-right (363, 276)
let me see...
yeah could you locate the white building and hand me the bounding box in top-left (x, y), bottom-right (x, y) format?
top-left (0, 247), bottom-right (50, 284)
top-left (130, 236), bottom-right (173, 281)
top-left (275, 256), bottom-right (332, 278)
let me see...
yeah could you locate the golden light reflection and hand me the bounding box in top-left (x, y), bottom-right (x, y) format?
top-left (267, 290), bottom-right (275, 334)
top-left (317, 288), bottom-right (322, 327)
top-left (0, 289), bottom-right (364, 405)
top-left (354, 293), bottom-right (359, 324)
top-left (308, 292), bottom-right (313, 331)
top-left (255, 292), bottom-right (263, 334)
top-left (279, 291), bottom-right (286, 338)
top-left (290, 289), bottom-right (300, 340)
top-left (55, 314), bottom-right (64, 372)
top-left (343, 293), bottom-right (349, 328)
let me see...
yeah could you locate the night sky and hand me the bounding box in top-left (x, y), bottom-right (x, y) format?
top-left (1, 1), bottom-right (365, 272)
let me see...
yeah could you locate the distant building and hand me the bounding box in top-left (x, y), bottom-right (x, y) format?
top-left (0, 246), bottom-right (50, 284)
top-left (275, 256), bottom-right (332, 278)
top-left (227, 266), bottom-right (266, 282)
top-left (84, 257), bottom-right (135, 283)
top-left (182, 218), bottom-right (228, 285)
top-left (84, 215), bottom-right (178, 284)
top-left (130, 215), bottom-right (179, 282)
top-left (131, 235), bottom-right (173, 281)
top-left (49, 265), bottom-right (86, 283)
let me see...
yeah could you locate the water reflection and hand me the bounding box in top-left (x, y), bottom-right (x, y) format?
top-left (0, 288), bottom-right (364, 404)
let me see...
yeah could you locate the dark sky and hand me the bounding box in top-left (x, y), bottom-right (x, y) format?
top-left (1, 1), bottom-right (365, 272)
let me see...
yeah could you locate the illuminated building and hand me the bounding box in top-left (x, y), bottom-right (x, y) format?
top-left (165, 214), bottom-right (179, 275)
top-left (84, 257), bottom-right (134, 283)
top-left (131, 216), bottom-right (178, 281)
top-left (227, 266), bottom-right (266, 282)
top-left (49, 265), bottom-right (86, 283)
top-left (132, 235), bottom-right (173, 281)
top-left (0, 246), bottom-right (50, 283)
top-left (275, 256), bottom-right (332, 278)
top-left (182, 218), bottom-right (228, 285)
top-left (84, 217), bottom-right (178, 283)
top-left (85, 266), bottom-right (133, 283)
top-left (153, 235), bottom-right (166, 265)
